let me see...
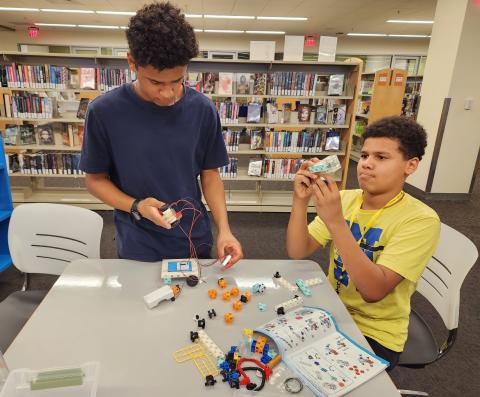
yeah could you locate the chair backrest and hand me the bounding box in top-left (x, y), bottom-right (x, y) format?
top-left (8, 203), bottom-right (103, 275)
top-left (416, 223), bottom-right (478, 330)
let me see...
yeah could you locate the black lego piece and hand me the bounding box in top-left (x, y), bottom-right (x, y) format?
top-left (273, 271), bottom-right (281, 278)
top-left (190, 331), bottom-right (199, 342)
top-left (205, 375), bottom-right (216, 386)
top-left (208, 309), bottom-right (217, 319)
top-left (240, 294), bottom-right (248, 303)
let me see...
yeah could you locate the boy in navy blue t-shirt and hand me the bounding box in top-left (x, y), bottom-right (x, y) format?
top-left (80, 2), bottom-right (243, 264)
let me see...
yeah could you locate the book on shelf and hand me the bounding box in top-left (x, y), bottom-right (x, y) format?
top-left (255, 306), bottom-right (388, 397)
top-left (62, 124), bottom-right (74, 147)
top-left (76, 98), bottom-right (90, 119)
top-left (325, 129), bottom-right (341, 151)
top-left (265, 130), bottom-right (324, 153)
top-left (247, 158), bottom-right (263, 176)
top-left (263, 158), bottom-right (305, 179)
top-left (19, 124), bottom-right (36, 145)
top-left (247, 102), bottom-right (262, 123)
top-left (253, 73), bottom-right (267, 95)
top-left (4, 124), bottom-right (18, 145)
top-left (315, 105), bottom-right (328, 125)
top-left (36, 124), bottom-right (55, 145)
top-left (327, 74), bottom-right (345, 96)
top-left (328, 100), bottom-right (347, 125)
top-left (222, 128), bottom-right (240, 151)
top-left (218, 72), bottom-right (233, 95)
top-left (266, 102), bottom-right (279, 124)
top-left (236, 73), bottom-right (252, 95)
top-left (281, 103), bottom-right (292, 123)
top-left (313, 75), bottom-right (330, 96)
top-left (219, 157), bottom-right (237, 178)
top-left (10, 152), bottom-right (84, 175)
top-left (76, 125), bottom-right (85, 147)
top-left (250, 129), bottom-right (264, 150)
top-left (79, 68), bottom-right (96, 90)
top-left (202, 72), bottom-right (217, 94)
top-left (297, 104), bottom-right (312, 123)
top-left (185, 72), bottom-right (202, 92)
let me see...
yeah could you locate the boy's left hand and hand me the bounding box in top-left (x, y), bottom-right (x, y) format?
top-left (216, 231), bottom-right (244, 269)
top-left (312, 174), bottom-right (344, 227)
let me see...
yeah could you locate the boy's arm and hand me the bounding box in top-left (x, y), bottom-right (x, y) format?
top-left (200, 168), bottom-right (243, 266)
top-left (286, 159), bottom-right (323, 259)
top-left (85, 173), bottom-right (171, 229)
top-left (312, 174), bottom-right (404, 302)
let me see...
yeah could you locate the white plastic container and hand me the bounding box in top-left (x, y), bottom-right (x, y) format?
top-left (0, 362), bottom-right (99, 397)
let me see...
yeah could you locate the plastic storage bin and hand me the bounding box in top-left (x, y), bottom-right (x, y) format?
top-left (0, 362), bottom-right (99, 397)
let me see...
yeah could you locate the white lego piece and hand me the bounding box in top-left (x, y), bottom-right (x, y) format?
top-left (273, 275), bottom-right (298, 293)
top-left (220, 254), bottom-right (232, 268)
top-left (198, 330), bottom-right (225, 361)
top-left (143, 285), bottom-right (174, 309)
top-left (274, 296), bottom-right (304, 315)
top-left (304, 277), bottom-right (323, 287)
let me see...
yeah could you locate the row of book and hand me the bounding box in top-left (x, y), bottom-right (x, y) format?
top-left (215, 100), bottom-right (240, 124)
top-left (186, 72), bottom-right (346, 97)
top-left (1, 93), bottom-right (54, 119)
top-left (218, 158), bottom-right (238, 178)
top-left (0, 64), bottom-right (136, 91)
top-left (264, 129), bottom-right (341, 152)
top-left (263, 158), bottom-right (307, 179)
top-left (222, 129), bottom-right (241, 151)
top-left (5, 153), bottom-right (83, 175)
top-left (2, 123), bottom-right (84, 147)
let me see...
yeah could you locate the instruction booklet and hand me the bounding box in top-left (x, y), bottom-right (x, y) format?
top-left (255, 306), bottom-right (388, 396)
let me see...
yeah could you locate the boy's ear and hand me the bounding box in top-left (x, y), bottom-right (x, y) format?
top-left (126, 52), bottom-right (137, 73)
top-left (405, 157), bottom-right (420, 176)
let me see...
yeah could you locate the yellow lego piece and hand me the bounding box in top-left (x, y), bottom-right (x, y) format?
top-left (243, 328), bottom-right (253, 338)
top-left (173, 343), bottom-right (205, 363)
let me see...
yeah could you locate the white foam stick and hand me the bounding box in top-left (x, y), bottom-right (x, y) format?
top-left (220, 254), bottom-right (232, 268)
top-left (198, 330), bottom-right (225, 360)
top-left (304, 277), bottom-right (323, 287)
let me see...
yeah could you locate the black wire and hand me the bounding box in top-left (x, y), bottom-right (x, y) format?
top-left (240, 366), bottom-right (266, 392)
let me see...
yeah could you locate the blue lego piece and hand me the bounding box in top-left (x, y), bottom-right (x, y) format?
top-left (229, 346), bottom-right (238, 354)
top-left (252, 282), bottom-right (266, 294)
top-left (258, 303), bottom-right (267, 312)
top-left (251, 340), bottom-right (257, 353)
top-left (261, 354), bottom-right (272, 364)
top-left (163, 276), bottom-right (172, 285)
top-left (228, 371), bottom-right (239, 381)
top-left (295, 278), bottom-right (312, 296)
top-left (263, 343), bottom-right (269, 354)
top-left (219, 360), bottom-right (230, 371)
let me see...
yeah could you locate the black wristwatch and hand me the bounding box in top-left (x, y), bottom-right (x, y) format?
top-left (130, 198), bottom-right (142, 221)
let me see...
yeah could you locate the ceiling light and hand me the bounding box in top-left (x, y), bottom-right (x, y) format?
top-left (347, 33), bottom-right (388, 37)
top-left (185, 14), bottom-right (202, 18)
top-left (387, 19), bottom-right (433, 24)
top-left (194, 29), bottom-right (203, 32)
top-left (35, 23), bottom-right (77, 27)
top-left (0, 7), bottom-right (39, 11)
top-left (96, 11), bottom-right (136, 16)
top-left (41, 9), bottom-right (94, 14)
top-left (78, 25), bottom-right (119, 29)
top-left (120, 26), bottom-right (129, 29)
top-left (204, 15), bottom-right (254, 20)
top-left (245, 30), bottom-right (285, 34)
top-left (257, 16), bottom-right (307, 21)
top-left (388, 34), bottom-right (430, 38)
top-left (204, 29), bottom-right (244, 33)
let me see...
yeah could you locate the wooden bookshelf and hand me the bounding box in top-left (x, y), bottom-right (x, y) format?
top-left (351, 68), bottom-right (407, 162)
top-left (1, 51), bottom-right (363, 211)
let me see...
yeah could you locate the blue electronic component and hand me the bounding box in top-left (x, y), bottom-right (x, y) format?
top-left (167, 260), bottom-right (192, 272)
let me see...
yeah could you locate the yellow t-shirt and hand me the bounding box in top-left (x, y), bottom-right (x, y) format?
top-left (308, 189), bottom-right (440, 352)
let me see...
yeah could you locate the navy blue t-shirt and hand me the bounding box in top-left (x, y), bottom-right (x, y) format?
top-left (79, 84), bottom-right (229, 261)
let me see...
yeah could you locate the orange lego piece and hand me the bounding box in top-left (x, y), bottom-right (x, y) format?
top-left (224, 312), bottom-right (234, 324)
top-left (230, 287), bottom-right (239, 297)
top-left (208, 289), bottom-right (217, 299)
top-left (222, 291), bottom-right (231, 301)
top-left (232, 300), bottom-right (242, 311)
top-left (217, 278), bottom-right (228, 289)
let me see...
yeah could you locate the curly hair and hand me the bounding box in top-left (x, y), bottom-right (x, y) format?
top-left (126, 2), bottom-right (198, 70)
top-left (362, 116), bottom-right (427, 160)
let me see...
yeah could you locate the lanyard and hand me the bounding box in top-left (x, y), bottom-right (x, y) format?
top-left (335, 190), bottom-right (405, 294)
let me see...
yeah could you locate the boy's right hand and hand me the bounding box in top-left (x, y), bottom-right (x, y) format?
top-left (137, 197), bottom-right (172, 229)
top-left (293, 158), bottom-right (320, 200)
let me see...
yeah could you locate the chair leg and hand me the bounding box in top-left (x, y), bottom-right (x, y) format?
top-left (398, 389), bottom-right (429, 396)
top-left (21, 273), bottom-right (31, 291)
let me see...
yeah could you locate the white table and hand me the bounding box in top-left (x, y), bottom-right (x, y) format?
top-left (5, 259), bottom-right (400, 396)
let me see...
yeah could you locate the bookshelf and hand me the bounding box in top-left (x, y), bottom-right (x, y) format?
top-left (0, 136), bottom-right (13, 271)
top-left (351, 68), bottom-right (407, 162)
top-left (1, 52), bottom-right (363, 212)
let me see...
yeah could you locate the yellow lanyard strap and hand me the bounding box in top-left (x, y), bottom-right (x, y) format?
top-left (348, 191), bottom-right (405, 245)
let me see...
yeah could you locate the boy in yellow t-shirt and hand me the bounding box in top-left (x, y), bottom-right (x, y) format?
top-left (286, 116), bottom-right (440, 371)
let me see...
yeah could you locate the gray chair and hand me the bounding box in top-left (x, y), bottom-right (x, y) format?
top-left (0, 203), bottom-right (103, 352)
top-left (399, 223), bottom-right (478, 396)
